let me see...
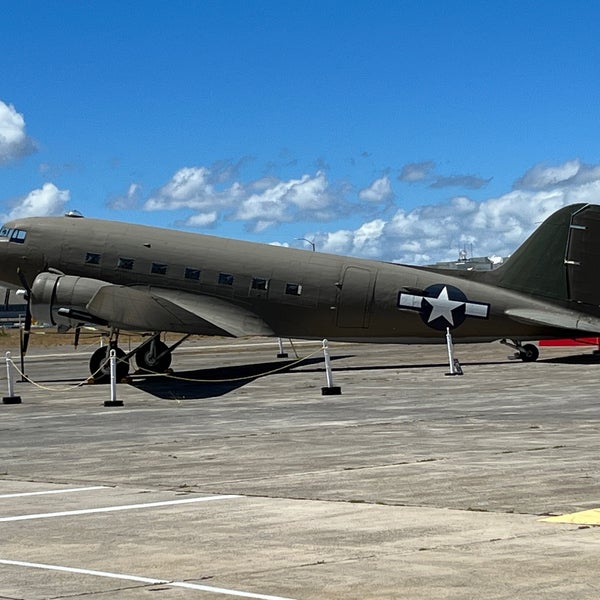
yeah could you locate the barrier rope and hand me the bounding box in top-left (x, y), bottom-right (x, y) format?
top-left (7, 358), bottom-right (93, 392)
top-left (4, 345), bottom-right (325, 393)
top-left (133, 346), bottom-right (323, 383)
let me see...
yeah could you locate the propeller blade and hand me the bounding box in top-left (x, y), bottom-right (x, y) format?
top-left (16, 267), bottom-right (31, 298)
top-left (16, 268), bottom-right (32, 355)
top-left (74, 326), bottom-right (81, 349)
top-left (21, 303), bottom-right (32, 355)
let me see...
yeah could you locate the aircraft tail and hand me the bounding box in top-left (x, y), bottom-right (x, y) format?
top-left (486, 203), bottom-right (600, 307)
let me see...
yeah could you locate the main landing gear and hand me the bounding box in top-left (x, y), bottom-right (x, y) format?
top-left (500, 339), bottom-right (540, 362)
top-left (88, 332), bottom-right (191, 383)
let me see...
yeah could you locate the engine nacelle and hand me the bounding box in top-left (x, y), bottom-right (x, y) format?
top-left (31, 272), bottom-right (108, 327)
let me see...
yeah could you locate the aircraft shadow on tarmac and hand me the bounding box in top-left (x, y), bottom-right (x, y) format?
top-left (130, 355), bottom-right (351, 400)
top-left (542, 352), bottom-right (600, 365)
top-left (137, 352), bottom-right (598, 401)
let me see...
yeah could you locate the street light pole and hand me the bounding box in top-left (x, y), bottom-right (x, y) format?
top-left (296, 237), bottom-right (316, 251)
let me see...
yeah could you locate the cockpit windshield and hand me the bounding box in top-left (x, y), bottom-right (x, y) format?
top-left (0, 226), bottom-right (27, 243)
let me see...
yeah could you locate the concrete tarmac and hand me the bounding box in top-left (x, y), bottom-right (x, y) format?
top-left (0, 337), bottom-right (599, 599)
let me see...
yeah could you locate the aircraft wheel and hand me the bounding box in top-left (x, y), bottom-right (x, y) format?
top-left (519, 343), bottom-right (539, 362)
top-left (89, 346), bottom-right (129, 383)
top-left (135, 340), bottom-right (172, 373)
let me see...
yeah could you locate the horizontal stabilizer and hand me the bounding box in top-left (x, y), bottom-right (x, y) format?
top-left (505, 308), bottom-right (600, 334)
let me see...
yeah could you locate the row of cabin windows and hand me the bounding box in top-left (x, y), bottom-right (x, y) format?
top-left (84, 252), bottom-right (303, 296)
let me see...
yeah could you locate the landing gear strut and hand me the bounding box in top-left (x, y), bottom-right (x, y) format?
top-left (87, 331), bottom-right (191, 382)
top-left (135, 337), bottom-right (172, 373)
top-left (500, 339), bottom-right (540, 362)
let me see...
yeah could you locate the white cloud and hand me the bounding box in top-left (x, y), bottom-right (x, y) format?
top-left (515, 160), bottom-right (581, 189)
top-left (0, 100), bottom-right (36, 164)
top-left (146, 167), bottom-right (224, 211)
top-left (358, 176), bottom-right (393, 202)
top-left (145, 166), bottom-right (339, 231)
top-left (3, 183), bottom-right (69, 221)
top-left (234, 171), bottom-right (331, 228)
top-left (310, 159), bottom-right (600, 264)
top-left (184, 211), bottom-right (218, 227)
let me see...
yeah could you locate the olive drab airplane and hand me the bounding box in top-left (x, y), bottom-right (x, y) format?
top-left (1, 202), bottom-right (600, 382)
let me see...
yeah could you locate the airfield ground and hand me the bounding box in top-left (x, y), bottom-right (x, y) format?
top-left (0, 335), bottom-right (599, 599)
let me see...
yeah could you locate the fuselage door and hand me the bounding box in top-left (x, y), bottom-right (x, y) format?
top-left (336, 266), bottom-right (375, 328)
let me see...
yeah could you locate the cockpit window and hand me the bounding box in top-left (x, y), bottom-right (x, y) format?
top-left (11, 229), bottom-right (27, 243)
top-left (0, 227), bottom-right (27, 243)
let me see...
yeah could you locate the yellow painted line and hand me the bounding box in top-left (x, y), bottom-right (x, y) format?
top-left (539, 508), bottom-right (600, 525)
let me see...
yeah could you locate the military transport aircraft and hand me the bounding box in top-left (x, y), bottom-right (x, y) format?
top-left (0, 202), bottom-right (599, 382)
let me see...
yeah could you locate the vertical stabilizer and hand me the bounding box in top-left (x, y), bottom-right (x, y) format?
top-left (491, 203), bottom-right (600, 306)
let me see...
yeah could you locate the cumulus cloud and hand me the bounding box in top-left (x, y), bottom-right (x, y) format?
top-left (2, 183), bottom-right (69, 221)
top-left (309, 159), bottom-right (600, 264)
top-left (358, 176), bottom-right (393, 202)
top-left (145, 166), bottom-right (359, 232)
top-left (0, 100), bottom-right (36, 164)
top-left (145, 166), bottom-right (239, 211)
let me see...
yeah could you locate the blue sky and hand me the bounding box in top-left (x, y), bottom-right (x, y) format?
top-left (2, 1), bottom-right (600, 263)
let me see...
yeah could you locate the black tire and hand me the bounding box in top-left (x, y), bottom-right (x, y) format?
top-left (89, 346), bottom-right (129, 383)
top-left (520, 343), bottom-right (539, 362)
top-left (135, 340), bottom-right (172, 373)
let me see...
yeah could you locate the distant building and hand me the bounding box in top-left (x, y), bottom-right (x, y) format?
top-left (429, 253), bottom-right (506, 271)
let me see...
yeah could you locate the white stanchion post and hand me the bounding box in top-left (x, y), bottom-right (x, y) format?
top-left (3, 351), bottom-right (22, 404)
top-left (104, 348), bottom-right (123, 407)
top-left (445, 327), bottom-right (463, 376)
top-left (321, 339), bottom-right (341, 395)
top-left (276, 337), bottom-right (288, 358)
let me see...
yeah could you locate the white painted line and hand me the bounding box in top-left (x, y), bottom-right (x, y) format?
top-left (0, 494), bottom-right (241, 522)
top-left (0, 558), bottom-right (297, 600)
top-left (0, 486), bottom-right (108, 499)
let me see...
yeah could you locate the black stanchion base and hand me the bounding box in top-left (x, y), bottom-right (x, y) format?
top-left (444, 372), bottom-right (464, 377)
top-left (104, 400), bottom-right (124, 407)
top-left (277, 353), bottom-right (289, 358)
top-left (3, 396), bottom-right (22, 404)
top-left (321, 386), bottom-right (342, 395)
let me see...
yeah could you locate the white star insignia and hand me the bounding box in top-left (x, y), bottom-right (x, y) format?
top-left (423, 286), bottom-right (464, 326)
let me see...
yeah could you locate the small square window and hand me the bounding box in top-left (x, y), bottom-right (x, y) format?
top-left (118, 257), bottom-right (134, 270)
top-left (218, 272), bottom-right (234, 286)
top-left (285, 283), bottom-right (302, 296)
top-left (85, 252), bottom-right (101, 265)
top-left (251, 277), bottom-right (269, 291)
top-left (184, 267), bottom-right (201, 280)
top-left (151, 262), bottom-right (168, 275)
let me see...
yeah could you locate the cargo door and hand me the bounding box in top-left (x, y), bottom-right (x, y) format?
top-left (336, 266), bottom-right (374, 328)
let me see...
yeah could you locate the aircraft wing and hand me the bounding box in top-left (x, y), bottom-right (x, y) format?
top-left (86, 284), bottom-right (274, 337)
top-left (505, 308), bottom-right (600, 334)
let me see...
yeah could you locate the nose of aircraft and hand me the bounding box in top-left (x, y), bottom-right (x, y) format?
top-left (0, 224), bottom-right (45, 289)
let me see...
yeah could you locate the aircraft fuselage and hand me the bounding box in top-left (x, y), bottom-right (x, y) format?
top-left (0, 214), bottom-right (583, 344)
